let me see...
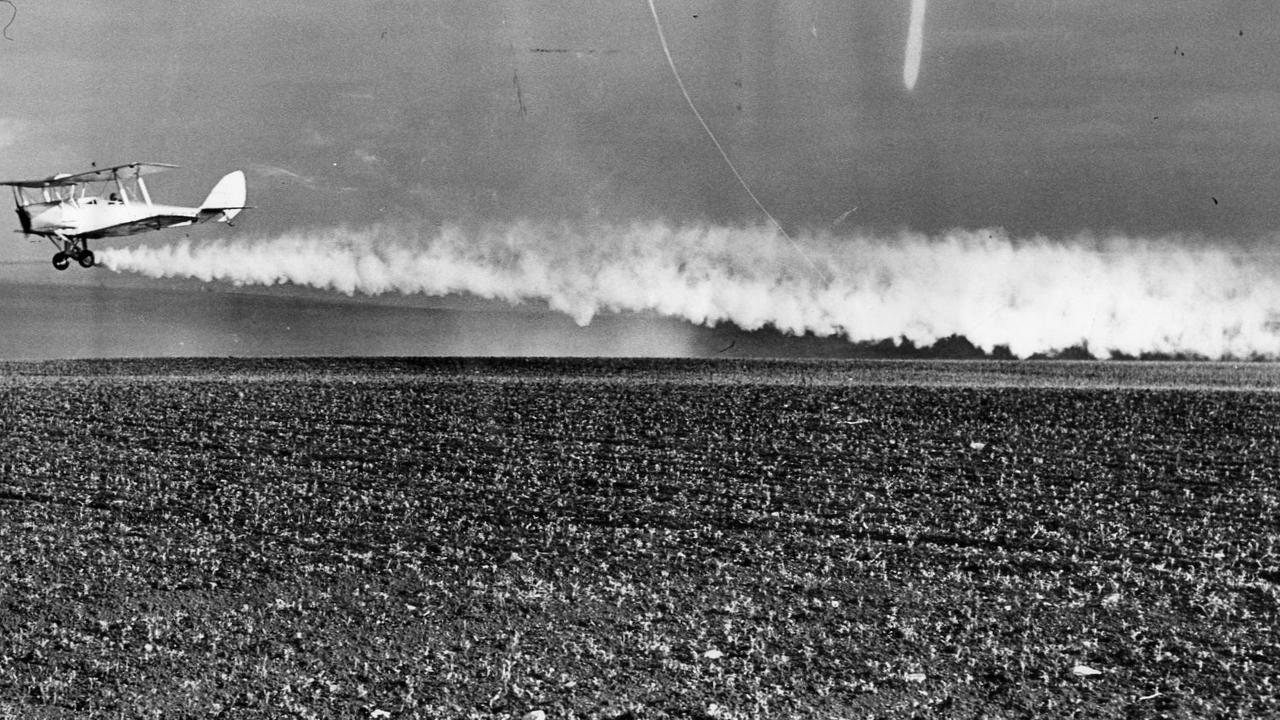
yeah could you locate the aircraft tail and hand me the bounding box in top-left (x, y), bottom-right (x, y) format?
top-left (199, 170), bottom-right (247, 222)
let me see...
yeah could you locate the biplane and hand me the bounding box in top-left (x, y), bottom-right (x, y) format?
top-left (1, 162), bottom-right (247, 270)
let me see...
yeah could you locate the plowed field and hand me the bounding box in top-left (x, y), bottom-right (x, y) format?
top-left (1, 359), bottom-right (1277, 718)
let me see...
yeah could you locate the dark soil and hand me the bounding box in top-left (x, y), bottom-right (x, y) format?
top-left (1, 358), bottom-right (1277, 718)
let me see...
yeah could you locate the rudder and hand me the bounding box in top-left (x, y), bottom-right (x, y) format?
top-left (200, 170), bottom-right (247, 222)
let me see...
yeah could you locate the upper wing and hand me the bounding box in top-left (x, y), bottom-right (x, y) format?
top-left (1, 162), bottom-right (180, 188)
top-left (0, 175), bottom-right (76, 189)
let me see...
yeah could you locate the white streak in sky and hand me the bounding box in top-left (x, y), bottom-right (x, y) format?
top-left (645, 0), bottom-right (826, 283)
top-left (904, 0), bottom-right (927, 90)
top-left (99, 222), bottom-right (1280, 359)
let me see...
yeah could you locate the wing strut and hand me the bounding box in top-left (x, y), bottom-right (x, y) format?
top-left (112, 169), bottom-right (130, 205)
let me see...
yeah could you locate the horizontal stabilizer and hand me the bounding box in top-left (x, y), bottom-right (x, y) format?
top-left (199, 170), bottom-right (247, 222)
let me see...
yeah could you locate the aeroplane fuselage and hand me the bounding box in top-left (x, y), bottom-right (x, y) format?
top-left (17, 196), bottom-right (198, 239)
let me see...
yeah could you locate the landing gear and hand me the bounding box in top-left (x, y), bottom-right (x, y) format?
top-left (48, 235), bottom-right (94, 270)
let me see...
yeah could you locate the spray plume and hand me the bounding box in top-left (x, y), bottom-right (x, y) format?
top-left (98, 222), bottom-right (1280, 359)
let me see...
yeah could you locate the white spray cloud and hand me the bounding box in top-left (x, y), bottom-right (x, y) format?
top-left (97, 221), bottom-right (1280, 359)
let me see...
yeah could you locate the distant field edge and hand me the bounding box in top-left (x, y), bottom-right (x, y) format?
top-left (0, 357), bottom-right (1278, 390)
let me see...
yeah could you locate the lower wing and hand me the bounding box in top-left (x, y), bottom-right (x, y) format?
top-left (76, 214), bottom-right (197, 239)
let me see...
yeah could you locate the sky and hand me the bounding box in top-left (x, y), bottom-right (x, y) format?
top-left (2, 1), bottom-right (1280, 359)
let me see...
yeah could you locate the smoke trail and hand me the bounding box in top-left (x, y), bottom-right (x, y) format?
top-left (904, 0), bottom-right (927, 91)
top-left (99, 222), bottom-right (1280, 359)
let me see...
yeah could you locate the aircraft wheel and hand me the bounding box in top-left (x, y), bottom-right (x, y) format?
top-left (52, 252), bottom-right (70, 271)
top-left (78, 250), bottom-right (96, 268)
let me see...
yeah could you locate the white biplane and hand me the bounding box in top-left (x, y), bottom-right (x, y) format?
top-left (1, 162), bottom-right (246, 270)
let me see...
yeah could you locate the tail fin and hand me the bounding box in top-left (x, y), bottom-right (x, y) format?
top-left (199, 170), bottom-right (247, 222)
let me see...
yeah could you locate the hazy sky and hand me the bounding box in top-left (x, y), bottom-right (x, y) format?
top-left (3, 1), bottom-right (1280, 358)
